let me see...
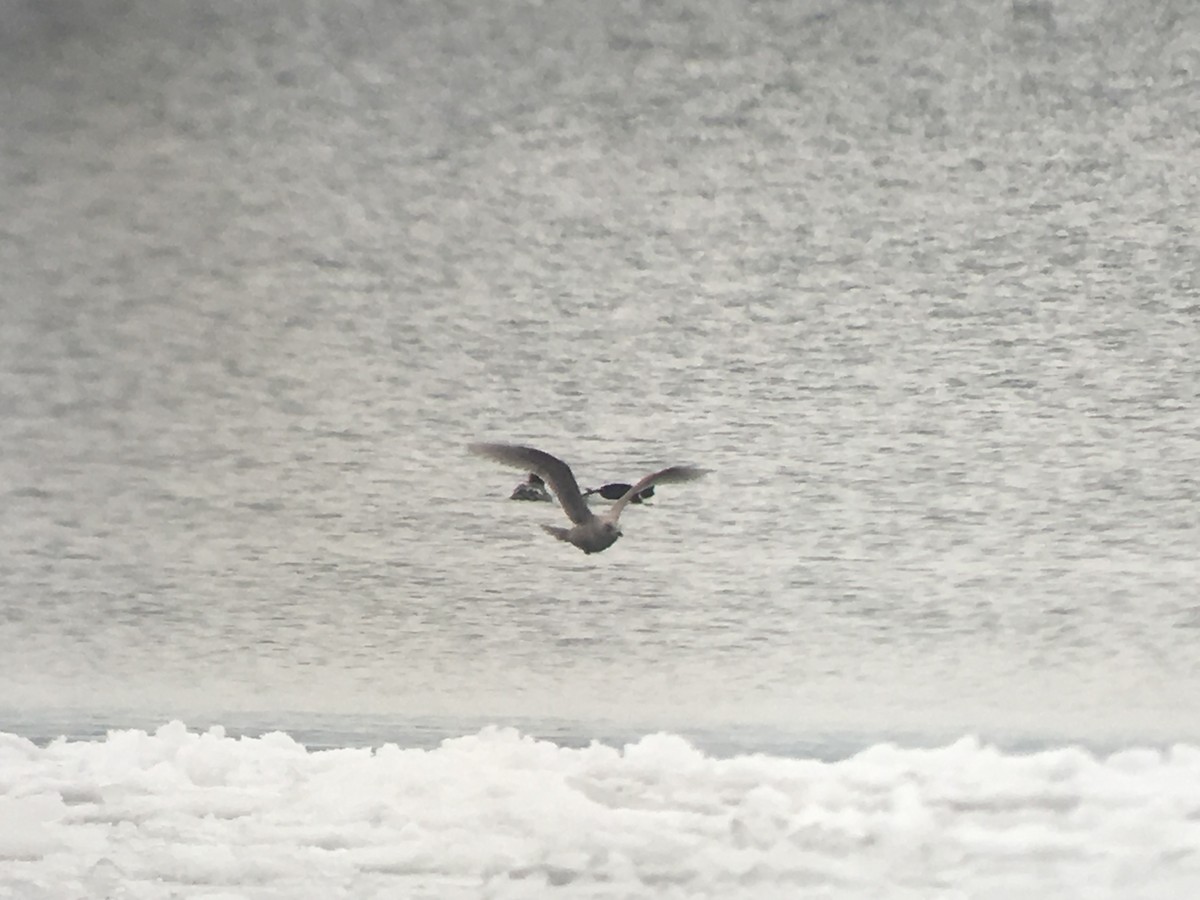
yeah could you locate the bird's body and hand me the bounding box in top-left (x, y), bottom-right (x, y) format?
top-left (540, 519), bottom-right (624, 554)
top-left (469, 443), bottom-right (706, 554)
top-left (583, 482), bottom-right (654, 504)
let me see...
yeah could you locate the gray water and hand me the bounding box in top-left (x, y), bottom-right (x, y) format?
top-left (2, 0), bottom-right (1198, 752)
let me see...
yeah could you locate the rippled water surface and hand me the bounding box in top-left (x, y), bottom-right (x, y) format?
top-left (2, 0), bottom-right (1198, 751)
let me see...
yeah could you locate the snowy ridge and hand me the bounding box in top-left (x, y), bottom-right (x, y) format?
top-left (1, 722), bottom-right (1198, 899)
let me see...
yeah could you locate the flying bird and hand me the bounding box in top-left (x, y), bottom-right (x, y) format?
top-left (470, 443), bottom-right (707, 554)
top-left (583, 482), bottom-right (655, 504)
top-left (510, 473), bottom-right (553, 502)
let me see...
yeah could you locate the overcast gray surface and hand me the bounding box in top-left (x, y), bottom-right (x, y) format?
top-left (2, 0), bottom-right (1198, 750)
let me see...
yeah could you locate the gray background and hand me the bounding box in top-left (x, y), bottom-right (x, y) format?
top-left (2, 0), bottom-right (1197, 751)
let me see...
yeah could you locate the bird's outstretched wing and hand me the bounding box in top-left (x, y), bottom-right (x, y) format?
top-left (608, 465), bottom-right (708, 520)
top-left (470, 443), bottom-right (594, 524)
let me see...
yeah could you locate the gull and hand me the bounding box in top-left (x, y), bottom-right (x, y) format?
top-left (469, 443), bottom-right (707, 554)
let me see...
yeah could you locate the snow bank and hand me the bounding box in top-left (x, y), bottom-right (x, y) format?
top-left (1, 723), bottom-right (1197, 898)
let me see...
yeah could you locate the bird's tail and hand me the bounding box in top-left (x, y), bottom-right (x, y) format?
top-left (540, 524), bottom-right (571, 542)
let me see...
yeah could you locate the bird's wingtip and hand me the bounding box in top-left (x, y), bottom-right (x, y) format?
top-left (468, 441), bottom-right (509, 457)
